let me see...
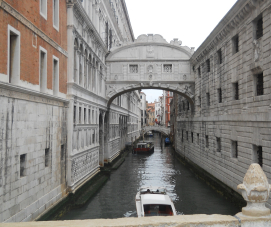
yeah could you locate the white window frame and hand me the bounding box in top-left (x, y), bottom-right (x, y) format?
top-left (52, 55), bottom-right (59, 95)
top-left (39, 46), bottom-right (47, 93)
top-left (40, 0), bottom-right (47, 20)
top-left (7, 25), bottom-right (20, 85)
top-left (53, 0), bottom-right (59, 31)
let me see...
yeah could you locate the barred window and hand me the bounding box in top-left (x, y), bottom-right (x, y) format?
top-left (205, 135), bottom-right (209, 148)
top-left (231, 141), bottom-right (238, 158)
top-left (163, 64), bottom-right (172, 73)
top-left (198, 67), bottom-right (201, 78)
top-left (206, 59), bottom-right (210, 72)
top-left (218, 88), bottom-right (222, 103)
top-left (187, 101), bottom-right (190, 110)
top-left (206, 93), bottom-right (210, 106)
top-left (45, 148), bottom-right (50, 167)
top-left (198, 96), bottom-right (201, 107)
top-left (253, 145), bottom-right (263, 167)
top-left (191, 132), bottom-right (193, 143)
top-left (256, 16), bottom-right (263, 40)
top-left (232, 34), bottom-right (239, 54)
top-left (233, 82), bottom-right (239, 100)
top-left (129, 65), bottom-right (138, 73)
top-left (197, 133), bottom-right (200, 145)
top-left (216, 137), bottom-right (221, 152)
top-left (256, 73), bottom-right (263, 96)
top-left (186, 131), bottom-right (188, 141)
top-left (217, 49), bottom-right (222, 64)
top-left (20, 154), bottom-right (26, 177)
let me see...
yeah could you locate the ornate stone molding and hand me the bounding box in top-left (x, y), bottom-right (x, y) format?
top-left (0, 1), bottom-right (68, 57)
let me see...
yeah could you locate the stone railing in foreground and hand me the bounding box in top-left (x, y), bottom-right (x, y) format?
top-left (1, 164), bottom-right (271, 227)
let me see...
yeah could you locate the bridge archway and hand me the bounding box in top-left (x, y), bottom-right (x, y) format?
top-left (142, 126), bottom-right (170, 137)
top-left (105, 34), bottom-right (195, 108)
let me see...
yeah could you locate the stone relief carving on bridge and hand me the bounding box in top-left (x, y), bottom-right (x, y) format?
top-left (146, 46), bottom-right (155, 58)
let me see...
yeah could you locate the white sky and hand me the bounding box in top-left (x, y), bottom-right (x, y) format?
top-left (125, 0), bottom-right (238, 102)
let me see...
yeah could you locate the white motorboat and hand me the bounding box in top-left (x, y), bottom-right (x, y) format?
top-left (135, 186), bottom-right (177, 217)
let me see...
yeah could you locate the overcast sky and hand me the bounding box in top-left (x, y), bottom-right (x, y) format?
top-left (125, 0), bottom-right (238, 102)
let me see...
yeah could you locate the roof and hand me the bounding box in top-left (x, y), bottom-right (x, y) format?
top-left (141, 194), bottom-right (172, 205)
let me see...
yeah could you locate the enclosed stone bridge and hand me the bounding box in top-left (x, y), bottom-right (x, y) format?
top-left (105, 34), bottom-right (195, 109)
top-left (142, 125), bottom-right (170, 136)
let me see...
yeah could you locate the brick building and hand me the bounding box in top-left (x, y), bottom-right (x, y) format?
top-left (0, 0), bottom-right (68, 222)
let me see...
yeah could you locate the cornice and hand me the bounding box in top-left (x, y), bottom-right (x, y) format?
top-left (191, 0), bottom-right (265, 65)
top-left (1, 1), bottom-right (68, 57)
top-left (73, 0), bottom-right (108, 53)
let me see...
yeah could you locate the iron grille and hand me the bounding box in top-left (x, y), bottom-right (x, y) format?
top-left (206, 59), bottom-right (210, 72)
top-left (257, 146), bottom-right (263, 167)
top-left (256, 17), bottom-right (263, 39)
top-left (256, 73), bottom-right (263, 96)
top-left (218, 88), bottom-right (222, 103)
top-left (234, 82), bottom-right (239, 100)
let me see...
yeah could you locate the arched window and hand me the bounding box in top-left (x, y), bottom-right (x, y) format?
top-left (73, 39), bottom-right (79, 82)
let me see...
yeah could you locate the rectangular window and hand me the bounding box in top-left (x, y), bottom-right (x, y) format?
top-left (206, 93), bottom-right (210, 106)
top-left (163, 64), bottom-right (172, 73)
top-left (20, 154), bottom-right (26, 177)
top-left (198, 67), bottom-right (201, 78)
top-left (88, 109), bottom-right (91, 124)
top-left (45, 148), bottom-right (50, 167)
top-left (255, 73), bottom-right (264, 96)
top-left (61, 144), bottom-right (65, 161)
top-left (191, 132), bottom-right (193, 143)
top-left (53, 0), bottom-right (59, 30)
top-left (53, 56), bottom-right (59, 95)
top-left (216, 137), bottom-right (221, 152)
top-left (40, 0), bottom-right (47, 19)
top-left (73, 105), bottom-right (76, 123)
top-left (181, 130), bottom-right (183, 142)
top-left (84, 108), bottom-right (86, 124)
top-left (217, 49), bottom-right (222, 64)
top-left (198, 96), bottom-right (201, 107)
top-left (206, 59), bottom-right (210, 72)
top-left (79, 107), bottom-right (82, 123)
top-left (92, 132), bottom-right (95, 144)
top-left (232, 34), bottom-right (239, 54)
top-left (218, 88), bottom-right (222, 103)
top-left (129, 65), bottom-right (138, 73)
top-left (186, 131), bottom-right (188, 141)
top-left (205, 135), bottom-right (209, 148)
top-left (187, 101), bottom-right (190, 110)
top-left (233, 82), bottom-right (239, 100)
top-left (8, 25), bottom-right (20, 85)
top-left (197, 133), bottom-right (200, 145)
top-left (253, 145), bottom-right (263, 167)
top-left (255, 16), bottom-right (263, 40)
top-left (40, 47), bottom-right (47, 92)
top-left (231, 141), bottom-right (238, 158)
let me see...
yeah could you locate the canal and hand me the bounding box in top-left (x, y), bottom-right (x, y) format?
top-left (61, 132), bottom-right (240, 220)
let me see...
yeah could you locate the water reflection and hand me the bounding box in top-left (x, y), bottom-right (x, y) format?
top-left (61, 132), bottom-right (239, 220)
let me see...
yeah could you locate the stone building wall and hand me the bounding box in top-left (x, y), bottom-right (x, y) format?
top-left (174, 0), bottom-right (271, 207)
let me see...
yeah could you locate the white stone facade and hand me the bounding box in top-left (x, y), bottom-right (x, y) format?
top-left (173, 0), bottom-right (271, 208)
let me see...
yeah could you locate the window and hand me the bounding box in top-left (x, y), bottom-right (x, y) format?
top-left (255, 16), bottom-right (263, 40)
top-left (198, 67), bottom-right (201, 78)
top-left (73, 105), bottom-right (76, 123)
top-left (79, 107), bottom-right (82, 123)
top-left (206, 59), bottom-right (210, 72)
top-left (45, 148), bottom-right (50, 167)
top-left (39, 47), bottom-right (47, 92)
top-left (191, 132), bottom-right (193, 143)
top-left (53, 56), bottom-right (59, 95)
top-left (84, 108), bottom-right (86, 124)
top-left (205, 135), bottom-right (209, 148)
top-left (186, 131), bottom-right (188, 141)
top-left (88, 109), bottom-right (91, 124)
top-left (53, 0), bottom-right (59, 30)
top-left (129, 65), bottom-right (138, 73)
top-left (216, 137), bottom-right (221, 152)
top-left (217, 49), bottom-right (222, 64)
top-left (231, 141), bottom-right (238, 158)
top-left (253, 145), bottom-right (263, 167)
top-left (218, 88), bottom-right (222, 103)
top-left (61, 145), bottom-right (65, 161)
top-left (233, 82), bottom-right (239, 100)
top-left (232, 34), bottom-right (239, 54)
top-left (20, 154), bottom-right (26, 177)
top-left (8, 25), bottom-right (20, 85)
top-left (255, 73), bottom-right (263, 96)
top-left (187, 101), bottom-right (190, 110)
top-left (163, 64), bottom-right (172, 73)
top-left (198, 96), bottom-right (201, 107)
top-left (40, 0), bottom-right (47, 19)
top-left (181, 130), bottom-right (183, 142)
top-left (197, 133), bottom-right (199, 145)
top-left (206, 93), bottom-right (210, 106)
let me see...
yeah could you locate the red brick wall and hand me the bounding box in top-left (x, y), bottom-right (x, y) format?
top-left (0, 0), bottom-right (67, 94)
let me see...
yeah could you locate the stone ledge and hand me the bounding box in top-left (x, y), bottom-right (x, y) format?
top-left (1, 214), bottom-right (271, 226)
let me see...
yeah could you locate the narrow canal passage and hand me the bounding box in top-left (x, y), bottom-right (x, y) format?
top-left (62, 133), bottom-right (240, 220)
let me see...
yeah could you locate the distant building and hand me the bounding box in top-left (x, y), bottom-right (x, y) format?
top-left (146, 102), bottom-right (155, 126)
top-left (140, 92), bottom-right (147, 126)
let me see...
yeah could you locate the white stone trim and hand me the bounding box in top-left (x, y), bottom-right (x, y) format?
top-left (52, 55), bottom-right (59, 95)
top-left (7, 24), bottom-right (20, 86)
top-left (40, 0), bottom-right (47, 20)
top-left (52, 0), bottom-right (59, 31)
top-left (0, 73), bottom-right (9, 83)
top-left (39, 46), bottom-right (47, 93)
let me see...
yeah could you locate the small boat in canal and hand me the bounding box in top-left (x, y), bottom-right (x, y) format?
top-left (133, 141), bottom-right (154, 154)
top-left (165, 137), bottom-right (170, 145)
top-left (135, 186), bottom-right (177, 217)
top-left (146, 131), bottom-right (153, 137)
